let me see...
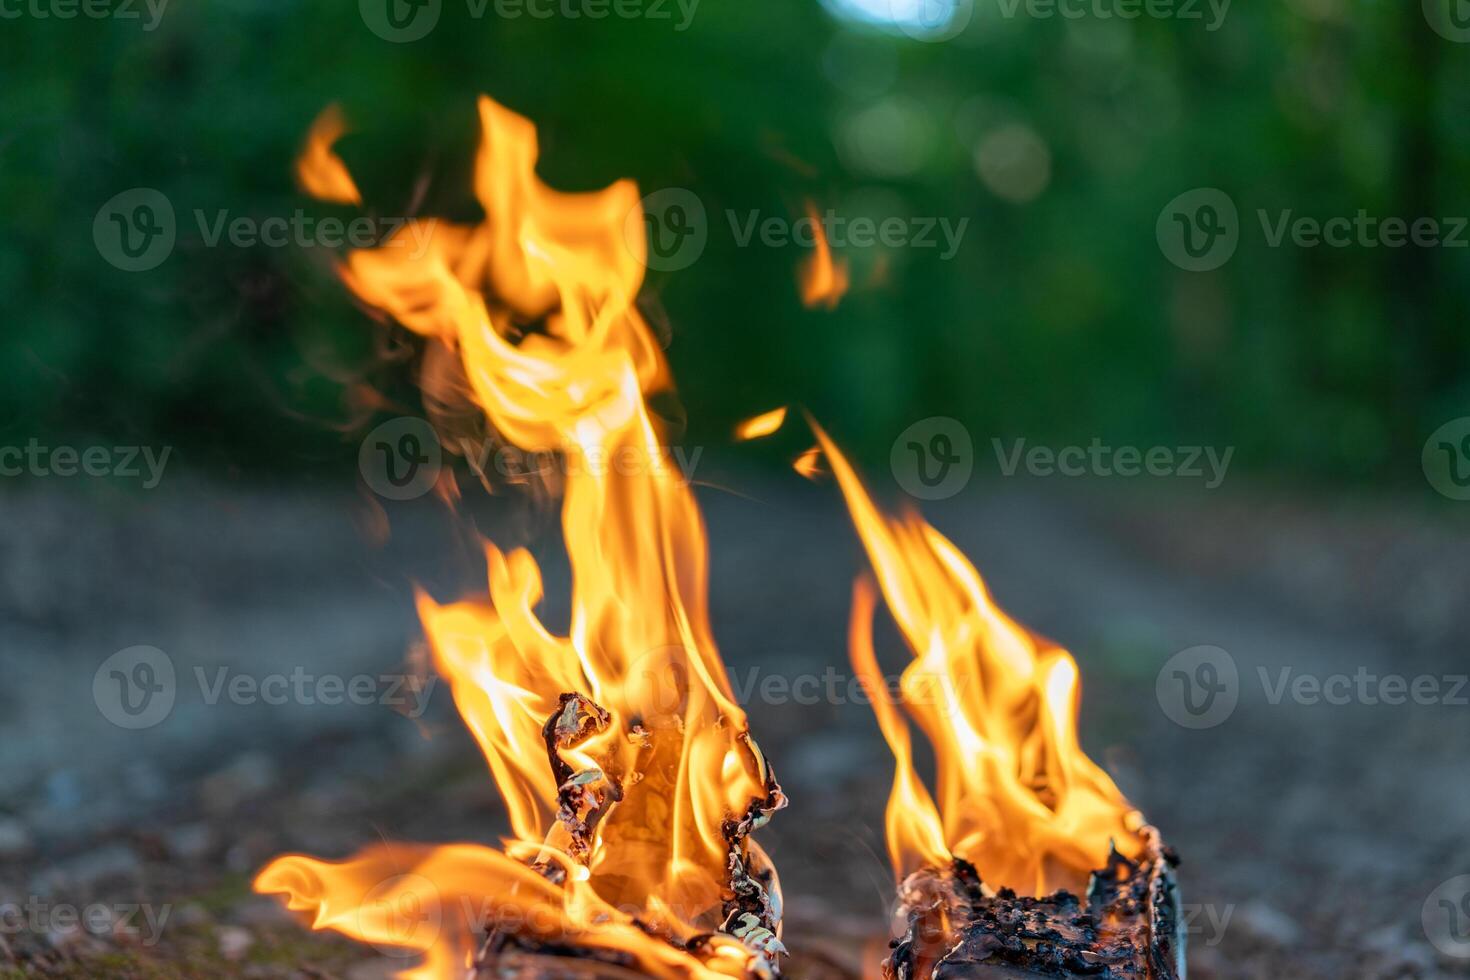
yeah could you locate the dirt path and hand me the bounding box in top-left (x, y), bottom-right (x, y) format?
top-left (2, 472), bottom-right (1466, 977)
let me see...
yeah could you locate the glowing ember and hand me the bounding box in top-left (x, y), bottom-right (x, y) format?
top-left (811, 426), bottom-right (1146, 897)
top-left (295, 104), bottom-right (361, 206)
top-left (257, 98), bottom-right (785, 980)
top-left (791, 446), bottom-right (824, 481)
top-left (797, 201), bottom-right (849, 310)
top-left (734, 408), bottom-right (788, 442)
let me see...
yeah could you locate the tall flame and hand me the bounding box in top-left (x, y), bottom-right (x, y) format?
top-left (258, 99), bottom-right (783, 980)
top-left (814, 426), bottom-right (1143, 895)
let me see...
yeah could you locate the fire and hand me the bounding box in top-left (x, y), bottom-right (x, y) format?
top-left (797, 201), bottom-right (849, 310)
top-left (812, 427), bottom-right (1144, 896)
top-left (791, 446), bottom-right (824, 480)
top-left (734, 408), bottom-right (787, 442)
top-left (296, 104), bottom-right (361, 206)
top-left (257, 97), bottom-right (785, 980)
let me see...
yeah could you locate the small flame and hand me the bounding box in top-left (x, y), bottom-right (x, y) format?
top-left (791, 446), bottom-right (824, 481)
top-left (296, 104), bottom-right (362, 206)
top-left (258, 97), bottom-right (783, 980)
top-left (813, 426), bottom-right (1143, 894)
top-left (797, 202), bottom-right (849, 310)
top-left (734, 408), bottom-right (787, 442)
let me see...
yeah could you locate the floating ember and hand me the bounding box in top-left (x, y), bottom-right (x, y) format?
top-left (813, 427), bottom-right (1183, 979)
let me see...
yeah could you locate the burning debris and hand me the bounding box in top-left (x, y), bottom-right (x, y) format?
top-left (811, 426), bottom-right (1182, 980)
top-left (887, 827), bottom-right (1182, 980)
top-left (255, 96), bottom-right (1180, 980)
top-left (256, 97), bottom-right (790, 980)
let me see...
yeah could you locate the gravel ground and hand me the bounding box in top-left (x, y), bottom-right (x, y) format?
top-left (2, 469), bottom-right (1468, 978)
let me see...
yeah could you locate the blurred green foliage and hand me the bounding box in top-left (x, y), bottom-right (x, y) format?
top-left (2, 0), bottom-right (1468, 480)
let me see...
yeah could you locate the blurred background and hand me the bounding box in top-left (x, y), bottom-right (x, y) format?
top-left (6, 0), bottom-right (1470, 474)
top-left (3, 1), bottom-right (1470, 977)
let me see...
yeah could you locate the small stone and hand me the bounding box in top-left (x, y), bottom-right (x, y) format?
top-left (31, 843), bottom-right (142, 895)
top-left (1362, 923), bottom-right (1435, 970)
top-left (163, 822), bottom-right (215, 861)
top-left (172, 903), bottom-right (212, 929)
top-left (201, 753), bottom-right (281, 814)
top-left (224, 830), bottom-right (278, 875)
top-left (217, 924), bottom-right (253, 961)
top-left (346, 960), bottom-right (401, 980)
top-left (230, 895), bottom-right (295, 928)
top-left (1235, 900), bottom-right (1301, 947)
top-left (0, 817), bottom-right (35, 859)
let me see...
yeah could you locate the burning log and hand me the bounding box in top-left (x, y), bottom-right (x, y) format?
top-left (885, 827), bottom-right (1183, 980)
top-left (473, 696), bottom-right (789, 980)
top-left (543, 693), bottom-right (622, 863)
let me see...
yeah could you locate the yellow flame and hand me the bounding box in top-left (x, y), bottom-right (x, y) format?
top-left (296, 104), bottom-right (362, 206)
top-left (791, 446), bottom-right (823, 481)
top-left (734, 407), bottom-right (787, 441)
top-left (813, 427), bottom-right (1143, 895)
top-left (258, 96), bottom-right (778, 980)
top-left (797, 201), bottom-right (849, 310)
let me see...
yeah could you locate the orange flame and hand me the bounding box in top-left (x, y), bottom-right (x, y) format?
top-left (812, 429), bottom-right (1143, 894)
top-left (791, 446), bottom-right (824, 481)
top-left (734, 408), bottom-right (787, 442)
top-left (258, 97), bottom-right (783, 980)
top-left (797, 202), bottom-right (849, 310)
top-left (296, 104), bottom-right (362, 206)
